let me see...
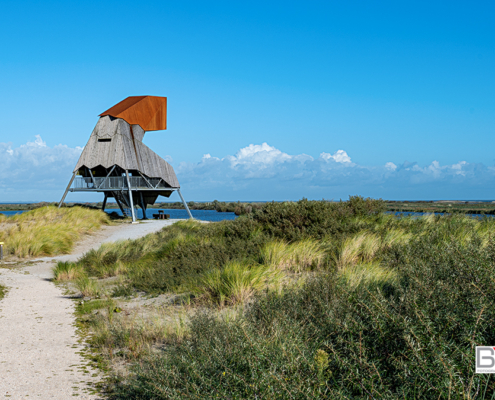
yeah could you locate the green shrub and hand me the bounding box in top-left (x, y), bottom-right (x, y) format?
top-left (251, 196), bottom-right (385, 240)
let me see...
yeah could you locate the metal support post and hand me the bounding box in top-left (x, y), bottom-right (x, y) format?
top-left (125, 170), bottom-right (137, 223)
top-left (177, 189), bottom-right (193, 219)
top-left (0, 242), bottom-right (3, 261)
top-left (58, 172), bottom-right (76, 208)
top-left (139, 192), bottom-right (148, 219)
top-left (114, 196), bottom-right (126, 215)
top-left (102, 194), bottom-right (108, 212)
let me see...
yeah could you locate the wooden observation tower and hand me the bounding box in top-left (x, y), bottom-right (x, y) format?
top-left (59, 96), bottom-right (192, 222)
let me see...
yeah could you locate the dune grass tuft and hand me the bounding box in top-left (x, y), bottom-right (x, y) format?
top-left (0, 284), bottom-right (7, 300)
top-left (53, 261), bottom-right (85, 281)
top-left (261, 238), bottom-right (325, 272)
top-left (0, 206), bottom-right (110, 258)
top-left (335, 230), bottom-right (411, 270)
top-left (87, 306), bottom-right (191, 361)
top-left (194, 261), bottom-right (283, 305)
top-left (76, 276), bottom-right (100, 298)
top-left (338, 261), bottom-right (399, 290)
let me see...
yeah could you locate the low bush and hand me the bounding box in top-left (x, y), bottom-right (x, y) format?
top-left (251, 196), bottom-right (386, 241)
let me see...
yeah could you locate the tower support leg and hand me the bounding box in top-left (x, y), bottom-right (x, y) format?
top-left (139, 192), bottom-right (148, 220)
top-left (125, 170), bottom-right (137, 223)
top-left (58, 172), bottom-right (76, 208)
top-left (177, 189), bottom-right (193, 220)
top-left (102, 194), bottom-right (108, 212)
top-left (114, 194), bottom-right (126, 216)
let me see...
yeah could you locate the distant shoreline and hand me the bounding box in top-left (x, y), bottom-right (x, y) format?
top-left (1, 200), bottom-right (495, 216)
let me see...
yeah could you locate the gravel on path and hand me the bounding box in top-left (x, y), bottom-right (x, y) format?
top-left (0, 219), bottom-right (181, 399)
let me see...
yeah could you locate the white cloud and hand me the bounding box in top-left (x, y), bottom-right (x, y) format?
top-left (0, 136), bottom-right (83, 198)
top-left (320, 150), bottom-right (352, 163)
top-left (385, 162), bottom-right (397, 171)
top-left (1, 138), bottom-right (494, 201)
top-left (176, 143), bottom-right (495, 199)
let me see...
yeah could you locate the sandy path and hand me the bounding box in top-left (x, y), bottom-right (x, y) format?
top-left (0, 219), bottom-right (182, 399)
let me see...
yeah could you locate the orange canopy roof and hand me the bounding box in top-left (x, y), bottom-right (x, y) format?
top-left (99, 96), bottom-right (167, 131)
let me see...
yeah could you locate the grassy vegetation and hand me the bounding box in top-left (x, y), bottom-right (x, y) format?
top-left (0, 201), bottom-right (57, 212)
top-left (192, 261), bottom-right (284, 305)
top-left (57, 197), bottom-right (495, 398)
top-left (0, 284), bottom-right (7, 300)
top-left (4, 199), bottom-right (494, 217)
top-left (386, 200), bottom-right (495, 215)
top-left (0, 206), bottom-right (110, 258)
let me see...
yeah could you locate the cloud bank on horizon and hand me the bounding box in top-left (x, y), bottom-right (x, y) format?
top-left (1, 137), bottom-right (494, 202)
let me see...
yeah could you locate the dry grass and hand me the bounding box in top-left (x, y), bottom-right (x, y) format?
top-left (53, 261), bottom-right (85, 281)
top-left (334, 233), bottom-right (373, 269)
top-left (194, 261), bottom-right (284, 305)
top-left (0, 206), bottom-right (110, 258)
top-left (89, 306), bottom-right (191, 361)
top-left (261, 239), bottom-right (325, 272)
top-left (382, 228), bottom-right (412, 248)
top-left (76, 276), bottom-right (100, 297)
top-left (335, 230), bottom-right (412, 270)
top-left (338, 261), bottom-right (399, 290)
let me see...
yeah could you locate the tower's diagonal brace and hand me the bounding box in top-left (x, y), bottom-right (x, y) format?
top-left (177, 189), bottom-right (193, 219)
top-left (113, 192), bottom-right (126, 216)
top-left (98, 165), bottom-right (116, 189)
top-left (59, 172), bottom-right (76, 208)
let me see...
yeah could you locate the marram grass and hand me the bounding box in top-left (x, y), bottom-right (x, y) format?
top-left (0, 206), bottom-right (110, 258)
top-left (338, 261), bottom-right (399, 290)
top-left (261, 238), bottom-right (325, 272)
top-left (53, 261), bottom-right (85, 281)
top-left (0, 284), bottom-right (7, 300)
top-left (194, 261), bottom-right (284, 305)
top-left (76, 276), bottom-right (100, 298)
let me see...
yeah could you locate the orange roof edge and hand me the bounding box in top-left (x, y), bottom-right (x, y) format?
top-left (99, 96), bottom-right (167, 131)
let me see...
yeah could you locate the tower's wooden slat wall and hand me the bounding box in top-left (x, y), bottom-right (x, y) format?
top-left (74, 116), bottom-right (179, 188)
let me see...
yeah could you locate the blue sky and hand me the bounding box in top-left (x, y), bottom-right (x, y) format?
top-left (1, 1), bottom-right (494, 202)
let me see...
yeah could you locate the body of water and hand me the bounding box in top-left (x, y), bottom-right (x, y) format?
top-left (2, 209), bottom-right (492, 220)
top-left (0, 210), bottom-right (25, 216)
top-left (387, 211), bottom-right (494, 218)
top-left (107, 208), bottom-right (237, 221)
top-left (0, 208), bottom-right (237, 222)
